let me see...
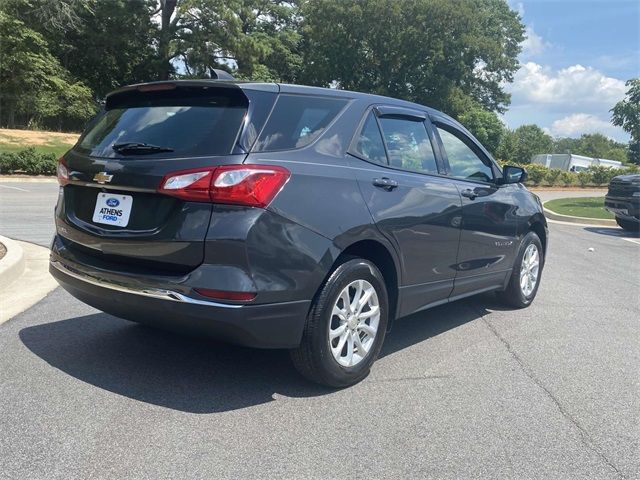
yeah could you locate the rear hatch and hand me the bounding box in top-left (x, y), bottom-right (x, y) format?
top-left (57, 81), bottom-right (276, 273)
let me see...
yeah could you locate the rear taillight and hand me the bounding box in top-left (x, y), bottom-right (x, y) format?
top-left (210, 165), bottom-right (290, 207)
top-left (158, 168), bottom-right (214, 202)
top-left (57, 157), bottom-right (69, 186)
top-left (158, 165), bottom-right (290, 207)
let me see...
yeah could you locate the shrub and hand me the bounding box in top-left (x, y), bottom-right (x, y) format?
top-left (576, 171), bottom-right (591, 187)
top-left (544, 168), bottom-right (562, 186)
top-left (588, 165), bottom-right (621, 186)
top-left (0, 148), bottom-right (57, 175)
top-left (558, 171), bottom-right (576, 186)
top-left (523, 164), bottom-right (547, 186)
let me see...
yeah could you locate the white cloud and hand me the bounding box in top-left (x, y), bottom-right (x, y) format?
top-left (510, 62), bottom-right (626, 107)
top-left (501, 2), bottom-right (630, 142)
top-left (513, 1), bottom-right (525, 18)
top-left (521, 26), bottom-right (550, 57)
top-left (503, 63), bottom-right (630, 141)
top-left (549, 114), bottom-right (619, 138)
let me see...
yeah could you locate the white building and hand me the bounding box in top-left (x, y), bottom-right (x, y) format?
top-left (531, 154), bottom-right (624, 172)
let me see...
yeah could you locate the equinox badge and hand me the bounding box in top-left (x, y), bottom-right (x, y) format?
top-left (93, 172), bottom-right (113, 184)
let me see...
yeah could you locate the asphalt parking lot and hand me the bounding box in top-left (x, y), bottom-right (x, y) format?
top-left (0, 182), bottom-right (638, 479)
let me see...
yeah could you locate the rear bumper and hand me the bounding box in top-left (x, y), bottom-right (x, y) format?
top-left (604, 196), bottom-right (640, 220)
top-left (50, 251), bottom-right (310, 349)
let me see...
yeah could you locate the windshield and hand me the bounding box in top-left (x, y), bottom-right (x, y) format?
top-left (78, 87), bottom-right (248, 158)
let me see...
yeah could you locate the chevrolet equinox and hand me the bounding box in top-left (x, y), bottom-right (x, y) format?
top-left (50, 80), bottom-right (548, 387)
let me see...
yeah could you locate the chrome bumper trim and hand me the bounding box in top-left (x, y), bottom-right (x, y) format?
top-left (50, 260), bottom-right (243, 309)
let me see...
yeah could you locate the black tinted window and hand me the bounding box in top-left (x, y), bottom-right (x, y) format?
top-left (437, 127), bottom-right (494, 182)
top-left (354, 112), bottom-right (387, 164)
top-left (254, 95), bottom-right (348, 151)
top-left (78, 87), bottom-right (247, 158)
top-left (378, 117), bottom-right (438, 174)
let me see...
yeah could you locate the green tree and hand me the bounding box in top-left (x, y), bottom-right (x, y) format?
top-left (0, 10), bottom-right (95, 129)
top-left (577, 133), bottom-right (615, 158)
top-left (553, 133), bottom-right (629, 162)
top-left (553, 136), bottom-right (580, 154)
top-left (458, 107), bottom-right (504, 156)
top-left (16, 0), bottom-right (91, 32)
top-left (611, 78), bottom-right (640, 164)
top-left (299, 0), bottom-right (524, 115)
top-left (154, 0), bottom-right (301, 81)
top-left (48, 0), bottom-right (159, 98)
top-left (32, 80), bottom-right (96, 129)
top-left (604, 147), bottom-right (629, 164)
top-left (512, 124), bottom-right (553, 164)
top-left (496, 129), bottom-right (517, 163)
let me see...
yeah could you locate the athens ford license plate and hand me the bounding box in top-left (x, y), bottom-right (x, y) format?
top-left (92, 193), bottom-right (133, 227)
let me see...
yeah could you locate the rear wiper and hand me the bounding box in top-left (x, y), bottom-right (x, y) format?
top-left (112, 142), bottom-right (174, 154)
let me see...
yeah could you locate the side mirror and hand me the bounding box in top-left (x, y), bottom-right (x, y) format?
top-left (501, 165), bottom-right (527, 184)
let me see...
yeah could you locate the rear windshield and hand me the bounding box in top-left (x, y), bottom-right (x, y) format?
top-left (77, 87), bottom-right (248, 158)
top-left (253, 94), bottom-right (348, 152)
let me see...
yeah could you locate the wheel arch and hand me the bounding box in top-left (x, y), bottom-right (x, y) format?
top-left (527, 215), bottom-right (548, 256)
top-left (332, 239), bottom-right (401, 329)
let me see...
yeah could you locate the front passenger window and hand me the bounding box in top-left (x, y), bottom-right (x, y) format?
top-left (437, 127), bottom-right (494, 182)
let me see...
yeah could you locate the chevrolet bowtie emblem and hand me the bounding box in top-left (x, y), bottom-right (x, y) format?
top-left (93, 172), bottom-right (113, 184)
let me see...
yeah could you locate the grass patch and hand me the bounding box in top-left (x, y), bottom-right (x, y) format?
top-left (544, 197), bottom-right (614, 220)
top-left (0, 142), bottom-right (71, 157)
top-left (0, 128), bottom-right (78, 158)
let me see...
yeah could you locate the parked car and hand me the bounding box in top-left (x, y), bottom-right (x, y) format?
top-left (50, 79), bottom-right (548, 387)
top-left (605, 174), bottom-right (640, 232)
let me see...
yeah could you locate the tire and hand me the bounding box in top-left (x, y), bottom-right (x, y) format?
top-left (496, 231), bottom-right (544, 309)
top-left (290, 258), bottom-right (389, 388)
top-left (616, 216), bottom-right (640, 233)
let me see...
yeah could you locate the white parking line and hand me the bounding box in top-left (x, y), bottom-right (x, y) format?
top-left (548, 219), bottom-right (640, 245)
top-left (0, 184), bottom-right (29, 192)
top-left (547, 218), bottom-right (611, 228)
top-left (622, 237), bottom-right (640, 245)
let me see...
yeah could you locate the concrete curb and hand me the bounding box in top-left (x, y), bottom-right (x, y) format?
top-left (0, 235), bottom-right (25, 288)
top-left (0, 240), bottom-right (58, 325)
top-left (530, 188), bottom-right (607, 192)
top-left (543, 206), bottom-right (617, 227)
top-left (0, 176), bottom-right (57, 183)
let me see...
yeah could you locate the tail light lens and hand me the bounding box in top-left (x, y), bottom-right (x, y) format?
top-left (158, 169), bottom-right (213, 202)
top-left (57, 157), bottom-right (69, 186)
top-left (210, 165), bottom-right (290, 207)
top-left (158, 165), bottom-right (290, 207)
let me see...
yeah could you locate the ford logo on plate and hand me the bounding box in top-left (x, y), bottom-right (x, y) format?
top-left (106, 198), bottom-right (120, 207)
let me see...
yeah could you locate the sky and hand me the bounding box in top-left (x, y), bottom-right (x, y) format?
top-left (503, 0), bottom-right (639, 142)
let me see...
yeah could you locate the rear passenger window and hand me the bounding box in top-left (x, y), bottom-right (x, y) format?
top-left (354, 112), bottom-right (387, 164)
top-left (254, 95), bottom-right (348, 151)
top-left (378, 117), bottom-right (438, 174)
top-left (437, 127), bottom-right (494, 183)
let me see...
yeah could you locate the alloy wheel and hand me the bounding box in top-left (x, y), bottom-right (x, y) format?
top-left (328, 279), bottom-right (380, 367)
top-left (520, 243), bottom-right (540, 297)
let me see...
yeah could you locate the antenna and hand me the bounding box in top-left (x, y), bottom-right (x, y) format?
top-left (210, 69), bottom-right (235, 81)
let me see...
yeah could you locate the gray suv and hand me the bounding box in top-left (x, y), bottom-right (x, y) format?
top-left (50, 79), bottom-right (548, 387)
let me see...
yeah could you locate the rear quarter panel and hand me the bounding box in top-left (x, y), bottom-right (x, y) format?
top-left (239, 98), bottom-right (402, 299)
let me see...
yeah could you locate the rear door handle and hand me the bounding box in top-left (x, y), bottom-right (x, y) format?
top-left (460, 189), bottom-right (477, 200)
top-left (372, 177), bottom-right (398, 191)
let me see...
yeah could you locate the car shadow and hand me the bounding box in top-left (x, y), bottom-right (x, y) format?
top-left (583, 226), bottom-right (640, 238)
top-left (19, 299), bottom-right (488, 414)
